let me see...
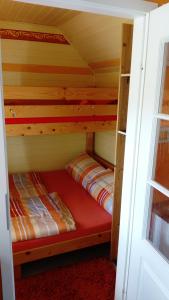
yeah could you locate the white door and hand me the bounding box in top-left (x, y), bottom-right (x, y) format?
top-left (126, 4), bottom-right (169, 300)
top-left (0, 43), bottom-right (15, 299)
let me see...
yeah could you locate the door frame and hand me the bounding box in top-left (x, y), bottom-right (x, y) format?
top-left (0, 41), bottom-right (15, 300)
top-left (0, 1), bottom-right (158, 300)
top-left (124, 3), bottom-right (169, 300)
top-left (14, 0), bottom-right (157, 19)
top-left (115, 14), bottom-right (150, 299)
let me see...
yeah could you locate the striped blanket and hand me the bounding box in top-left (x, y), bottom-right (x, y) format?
top-left (66, 153), bottom-right (114, 214)
top-left (9, 172), bottom-right (48, 199)
top-left (9, 173), bottom-right (76, 242)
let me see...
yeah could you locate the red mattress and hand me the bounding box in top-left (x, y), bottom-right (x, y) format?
top-left (13, 170), bottom-right (112, 252)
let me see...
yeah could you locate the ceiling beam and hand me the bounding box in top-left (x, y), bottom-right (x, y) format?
top-left (14, 0), bottom-right (157, 19)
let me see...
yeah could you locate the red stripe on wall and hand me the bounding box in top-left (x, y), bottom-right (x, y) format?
top-left (5, 115), bottom-right (117, 125)
top-left (5, 100), bottom-right (118, 105)
top-left (0, 28), bottom-right (69, 45)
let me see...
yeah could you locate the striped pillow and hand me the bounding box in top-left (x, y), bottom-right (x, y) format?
top-left (66, 153), bottom-right (106, 187)
top-left (66, 153), bottom-right (114, 214)
top-left (86, 170), bottom-right (114, 215)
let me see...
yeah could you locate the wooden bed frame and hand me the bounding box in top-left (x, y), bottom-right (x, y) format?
top-left (13, 153), bottom-right (114, 279)
top-left (4, 86), bottom-right (117, 136)
top-left (3, 86), bottom-right (117, 278)
top-left (13, 230), bottom-right (111, 266)
top-left (12, 150), bottom-right (115, 279)
top-left (13, 149), bottom-right (115, 279)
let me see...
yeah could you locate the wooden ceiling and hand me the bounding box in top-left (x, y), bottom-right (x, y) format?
top-left (0, 0), bottom-right (80, 27)
top-left (0, 0), bottom-right (130, 68)
top-left (0, 0), bottom-right (167, 29)
top-left (0, 0), bottom-right (166, 74)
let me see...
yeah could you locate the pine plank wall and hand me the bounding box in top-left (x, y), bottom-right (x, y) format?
top-left (0, 14), bottom-right (131, 173)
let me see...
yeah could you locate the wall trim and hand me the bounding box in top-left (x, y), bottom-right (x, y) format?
top-left (2, 63), bottom-right (93, 75)
top-left (89, 59), bottom-right (120, 70)
top-left (0, 28), bottom-right (69, 45)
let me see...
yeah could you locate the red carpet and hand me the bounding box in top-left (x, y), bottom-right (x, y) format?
top-left (16, 258), bottom-right (116, 300)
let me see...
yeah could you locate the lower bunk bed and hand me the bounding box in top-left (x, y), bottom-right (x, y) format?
top-left (10, 153), bottom-right (113, 277)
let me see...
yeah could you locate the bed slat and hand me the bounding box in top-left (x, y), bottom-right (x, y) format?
top-left (5, 104), bottom-right (117, 118)
top-left (6, 121), bottom-right (116, 136)
top-left (13, 230), bottom-right (111, 266)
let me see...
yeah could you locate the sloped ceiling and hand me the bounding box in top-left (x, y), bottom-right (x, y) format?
top-left (0, 0), bottom-right (131, 70)
top-left (60, 13), bottom-right (131, 64)
top-left (0, 0), bottom-right (81, 27)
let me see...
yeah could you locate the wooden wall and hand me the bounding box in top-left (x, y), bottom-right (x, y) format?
top-left (7, 134), bottom-right (86, 173)
top-left (60, 13), bottom-right (127, 88)
top-left (1, 20), bottom-right (92, 172)
top-left (94, 131), bottom-right (117, 164)
top-left (1, 14), bottom-right (129, 171)
top-left (60, 14), bottom-right (132, 165)
top-left (0, 20), bottom-right (94, 87)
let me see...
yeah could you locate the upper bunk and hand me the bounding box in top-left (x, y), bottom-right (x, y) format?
top-left (4, 86), bottom-right (118, 136)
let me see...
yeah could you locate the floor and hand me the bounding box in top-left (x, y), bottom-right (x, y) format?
top-left (15, 243), bottom-right (116, 300)
top-left (16, 256), bottom-right (116, 300)
top-left (0, 241), bottom-right (115, 299)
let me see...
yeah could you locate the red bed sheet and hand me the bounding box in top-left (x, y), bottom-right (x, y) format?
top-left (12, 170), bottom-right (112, 252)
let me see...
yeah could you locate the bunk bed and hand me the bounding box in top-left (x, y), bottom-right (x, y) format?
top-left (4, 86), bottom-right (118, 277)
top-left (4, 86), bottom-right (117, 136)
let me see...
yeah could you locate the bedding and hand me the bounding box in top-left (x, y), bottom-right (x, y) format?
top-left (66, 153), bottom-right (106, 187)
top-left (9, 172), bottom-right (48, 199)
top-left (12, 170), bottom-right (112, 253)
top-left (86, 170), bottom-right (114, 215)
top-left (66, 153), bottom-right (114, 214)
top-left (9, 173), bottom-right (76, 242)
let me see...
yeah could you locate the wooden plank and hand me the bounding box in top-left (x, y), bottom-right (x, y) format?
top-left (117, 77), bottom-right (130, 131)
top-left (13, 231), bottom-right (111, 265)
top-left (92, 153), bottom-right (115, 171)
top-left (111, 134), bottom-right (125, 260)
top-left (6, 121), bottom-right (117, 136)
top-left (4, 86), bottom-right (118, 101)
top-left (110, 24), bottom-right (133, 260)
top-left (5, 104), bottom-right (117, 118)
top-left (86, 133), bottom-right (95, 154)
top-left (89, 59), bottom-right (120, 70)
top-left (4, 86), bottom-right (65, 100)
top-left (65, 88), bottom-right (118, 101)
top-left (2, 63), bottom-right (92, 75)
top-left (121, 24), bottom-right (133, 74)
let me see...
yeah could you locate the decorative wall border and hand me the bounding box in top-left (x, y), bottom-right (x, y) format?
top-left (0, 28), bottom-right (69, 45)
